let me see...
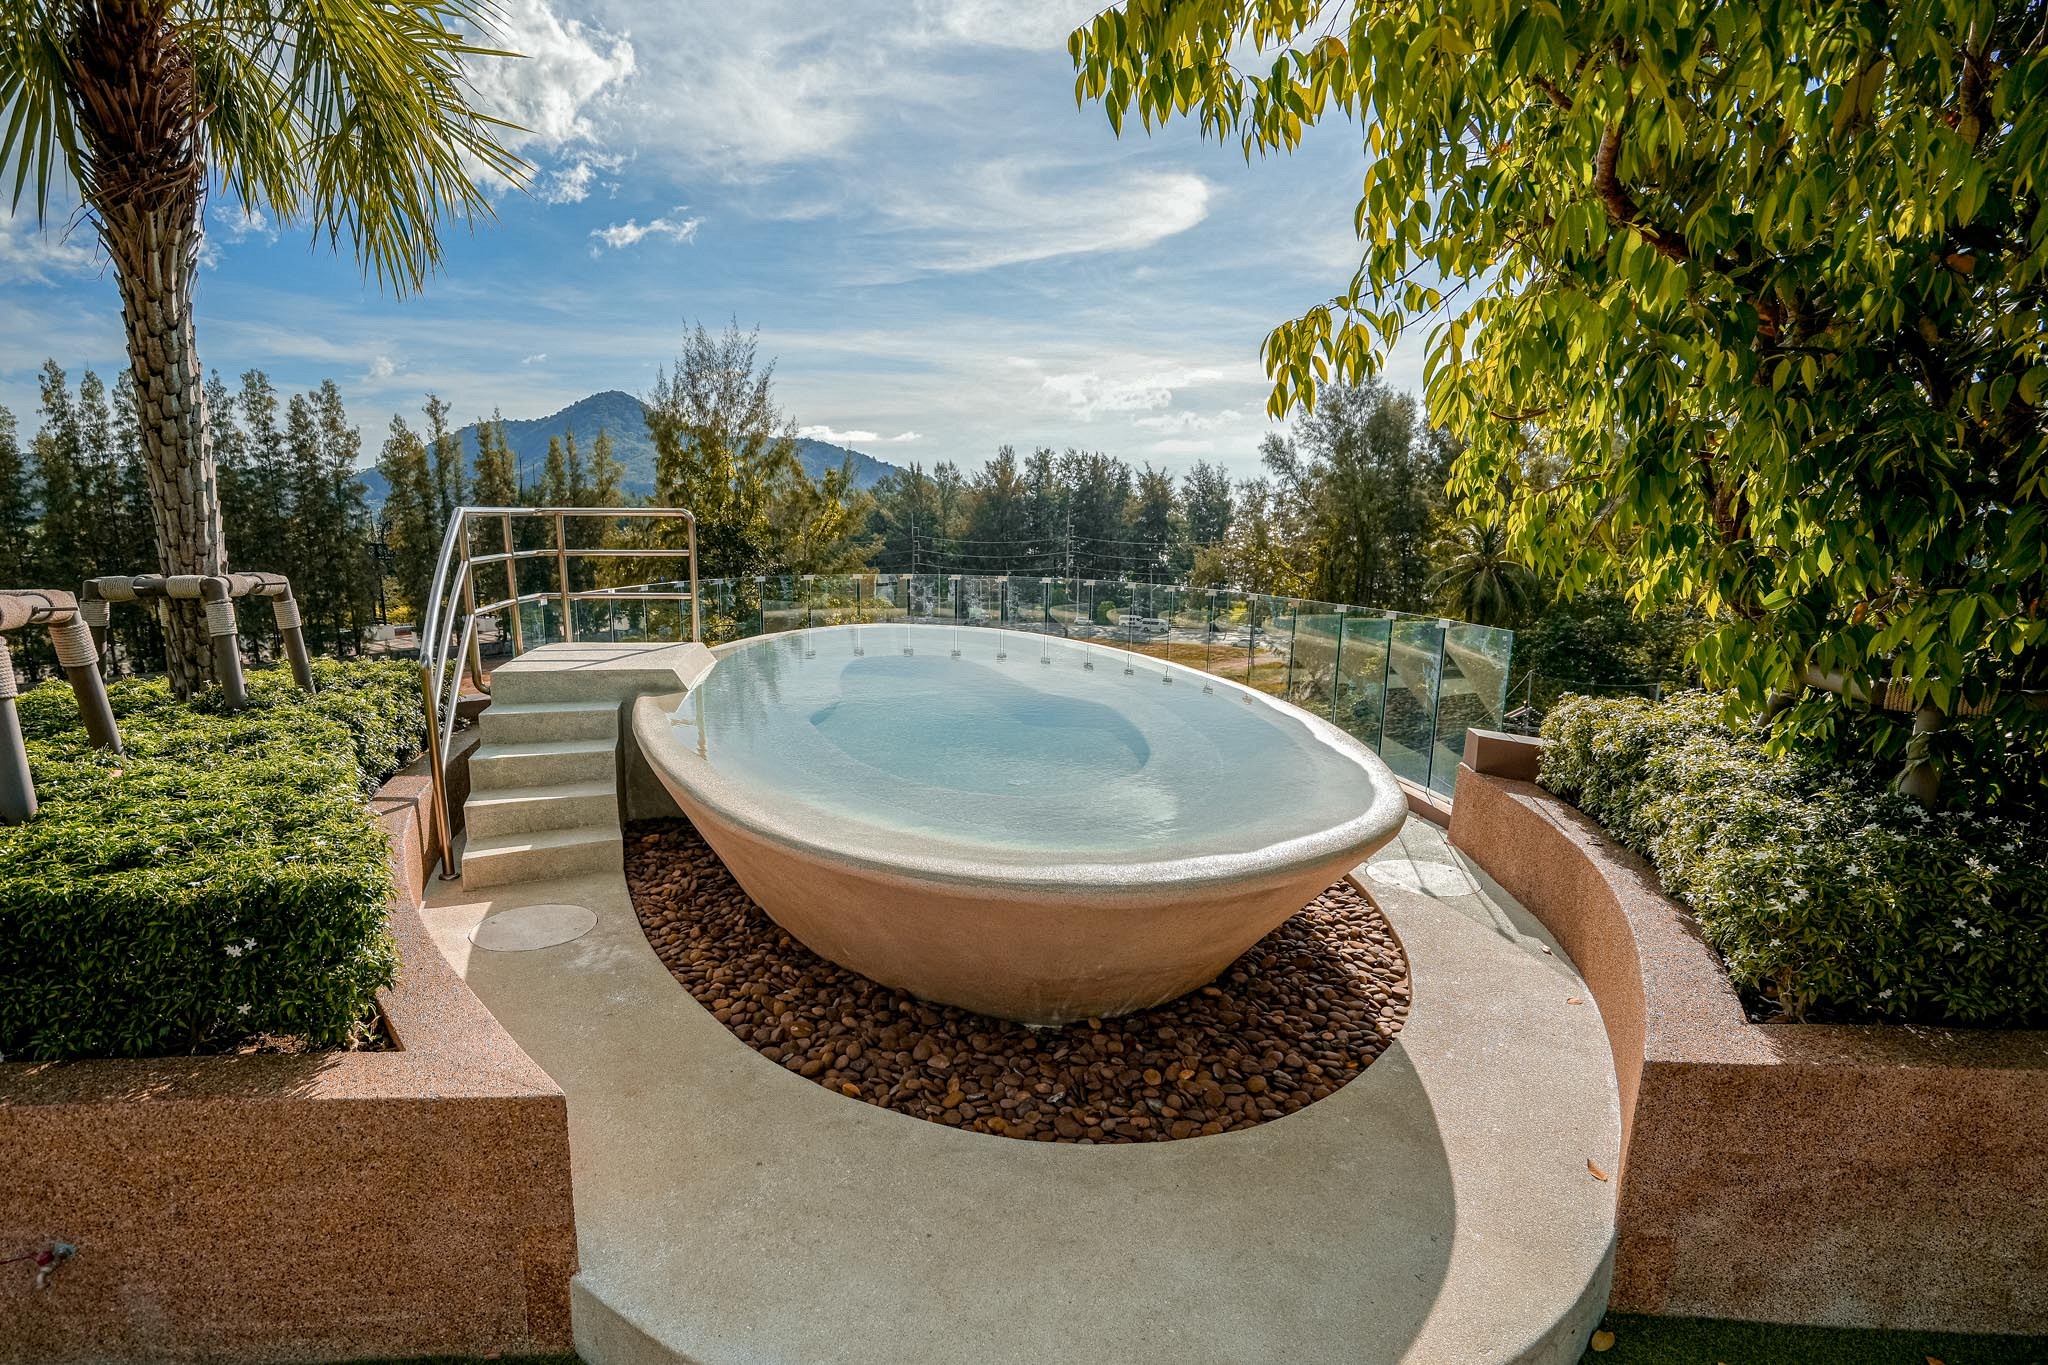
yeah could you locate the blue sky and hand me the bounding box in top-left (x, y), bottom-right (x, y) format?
top-left (0, 0), bottom-right (1423, 481)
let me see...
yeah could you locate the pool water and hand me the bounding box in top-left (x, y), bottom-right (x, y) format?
top-left (665, 623), bottom-right (1384, 864)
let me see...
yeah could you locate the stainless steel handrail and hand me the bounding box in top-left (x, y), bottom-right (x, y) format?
top-left (416, 505), bottom-right (700, 878)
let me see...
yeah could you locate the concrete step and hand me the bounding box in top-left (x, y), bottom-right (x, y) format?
top-left (480, 699), bottom-right (621, 747)
top-left (469, 738), bottom-right (617, 792)
top-left (465, 780), bottom-right (619, 839)
top-left (461, 824), bottom-right (622, 891)
top-left (488, 641), bottom-right (716, 706)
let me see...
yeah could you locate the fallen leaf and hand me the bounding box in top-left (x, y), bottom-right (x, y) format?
top-left (1589, 1328), bottom-right (1615, 1352)
top-left (1567, 996), bottom-right (1584, 1004)
top-left (1587, 1158), bottom-right (1610, 1182)
top-left (1927, 1357), bottom-right (1946, 1365)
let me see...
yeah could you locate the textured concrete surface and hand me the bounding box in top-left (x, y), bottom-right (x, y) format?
top-left (1450, 765), bottom-right (2048, 1333)
top-left (422, 815), bottom-right (1619, 1365)
top-left (0, 777), bottom-right (578, 1365)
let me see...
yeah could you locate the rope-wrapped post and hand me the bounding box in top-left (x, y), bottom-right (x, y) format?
top-left (134, 575), bottom-right (249, 710)
top-left (230, 572), bottom-right (315, 694)
top-left (0, 634), bottom-right (32, 824)
top-left (0, 589), bottom-right (124, 825)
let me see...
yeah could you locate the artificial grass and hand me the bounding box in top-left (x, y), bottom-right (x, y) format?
top-left (1582, 1312), bottom-right (2048, 1363)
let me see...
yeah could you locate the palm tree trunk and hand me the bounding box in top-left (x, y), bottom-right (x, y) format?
top-left (72, 0), bottom-right (224, 697)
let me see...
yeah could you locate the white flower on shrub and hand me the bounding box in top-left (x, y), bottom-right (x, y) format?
top-left (224, 942), bottom-right (244, 958)
top-left (236, 1003), bottom-right (251, 1016)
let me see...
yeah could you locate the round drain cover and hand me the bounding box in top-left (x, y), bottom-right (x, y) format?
top-left (470, 902), bottom-right (598, 951)
top-left (1366, 857), bottom-right (1476, 898)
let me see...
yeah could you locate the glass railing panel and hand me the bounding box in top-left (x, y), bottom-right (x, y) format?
top-left (1432, 621), bottom-right (1515, 794)
top-left (1382, 618), bottom-right (1446, 786)
top-left (810, 574), bottom-right (859, 627)
top-left (1333, 613), bottom-right (1392, 749)
top-left (1234, 595), bottom-right (1291, 696)
top-left (759, 576), bottom-right (803, 635)
top-left (1287, 599), bottom-right (1344, 715)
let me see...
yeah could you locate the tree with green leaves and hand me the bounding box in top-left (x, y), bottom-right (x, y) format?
top-left (0, 405), bottom-right (32, 590)
top-left (1259, 381), bottom-right (1445, 612)
top-left (423, 393), bottom-right (465, 524)
top-left (1178, 459), bottom-right (1235, 577)
top-left (1430, 516), bottom-right (1542, 629)
top-left (30, 361), bottom-right (91, 593)
top-left (375, 415), bottom-right (437, 621)
top-left (470, 412), bottom-right (518, 507)
top-left (642, 321), bottom-right (796, 579)
top-left (539, 434), bottom-right (570, 508)
top-left (1072, 0), bottom-right (2048, 806)
top-left (587, 426), bottom-right (625, 508)
top-left (1, 0), bottom-right (523, 693)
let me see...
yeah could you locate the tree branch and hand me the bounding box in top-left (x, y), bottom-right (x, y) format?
top-left (1594, 123), bottom-right (1690, 263)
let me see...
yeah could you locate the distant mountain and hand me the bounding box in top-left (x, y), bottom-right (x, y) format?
top-left (356, 389), bottom-right (902, 505)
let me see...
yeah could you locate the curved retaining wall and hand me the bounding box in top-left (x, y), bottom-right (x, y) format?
top-left (1448, 749), bottom-right (2048, 1334)
top-left (0, 772), bottom-right (577, 1364)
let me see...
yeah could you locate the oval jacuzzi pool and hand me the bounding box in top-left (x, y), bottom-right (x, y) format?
top-left (632, 622), bottom-right (1406, 1024)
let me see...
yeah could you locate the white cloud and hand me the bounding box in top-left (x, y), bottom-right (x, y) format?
top-left (589, 209), bottom-right (701, 253)
top-left (522, 352), bottom-right (548, 365)
top-left (910, 0), bottom-right (1097, 50)
top-left (1134, 408), bottom-right (1245, 433)
top-left (211, 204), bottom-right (276, 243)
top-left (468, 0), bottom-right (636, 153)
top-left (363, 354), bottom-right (399, 382)
top-left (538, 152), bottom-right (625, 205)
top-left (0, 209), bottom-right (100, 284)
top-left (876, 160), bottom-right (1214, 275)
top-left (798, 424), bottom-right (923, 446)
top-left (1041, 366), bottom-right (1230, 419)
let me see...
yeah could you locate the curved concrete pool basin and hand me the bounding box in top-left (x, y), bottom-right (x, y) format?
top-left (632, 623), bottom-right (1406, 1023)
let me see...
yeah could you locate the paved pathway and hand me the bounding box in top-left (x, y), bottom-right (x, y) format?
top-left (421, 815), bottom-right (1619, 1365)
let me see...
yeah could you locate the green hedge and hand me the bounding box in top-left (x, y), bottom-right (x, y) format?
top-left (1, 659), bottom-right (426, 1060)
top-left (1540, 693), bottom-right (2048, 1026)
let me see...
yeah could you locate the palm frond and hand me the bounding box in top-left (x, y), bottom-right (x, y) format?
top-left (179, 0), bottom-right (531, 294)
top-left (0, 0), bottom-right (82, 218)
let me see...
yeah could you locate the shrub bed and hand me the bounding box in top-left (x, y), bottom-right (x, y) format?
top-left (1540, 693), bottom-right (2048, 1026)
top-left (1, 659), bottom-right (426, 1060)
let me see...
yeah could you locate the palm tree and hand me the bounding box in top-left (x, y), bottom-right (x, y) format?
top-left (1, 0), bottom-right (522, 693)
top-left (1430, 516), bottom-right (1541, 628)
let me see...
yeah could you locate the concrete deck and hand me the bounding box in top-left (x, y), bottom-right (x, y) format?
top-left (420, 816), bottom-right (1620, 1365)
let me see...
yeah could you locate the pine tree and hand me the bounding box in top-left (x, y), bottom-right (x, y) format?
top-left (74, 371), bottom-right (122, 572)
top-left (235, 370), bottom-right (292, 588)
top-left (423, 393), bottom-right (465, 522)
top-left (376, 416), bottom-right (438, 623)
top-left (540, 434), bottom-right (569, 507)
top-left (0, 405), bottom-right (32, 589)
top-left (588, 427), bottom-right (624, 508)
top-left (470, 413), bottom-right (518, 506)
top-left (32, 361), bottom-right (91, 593)
top-left (109, 374), bottom-right (165, 673)
top-left (313, 381), bottom-right (375, 651)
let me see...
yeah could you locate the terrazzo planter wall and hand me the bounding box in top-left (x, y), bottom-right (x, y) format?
top-left (1448, 737), bottom-right (2048, 1335)
top-left (0, 775), bottom-right (578, 1365)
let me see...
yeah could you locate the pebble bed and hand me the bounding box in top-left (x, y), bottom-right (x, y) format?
top-left (624, 819), bottom-right (1411, 1143)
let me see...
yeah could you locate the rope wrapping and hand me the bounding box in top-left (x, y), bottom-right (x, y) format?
top-left (164, 575), bottom-right (208, 600)
top-left (271, 595), bottom-right (303, 630)
top-left (92, 577), bottom-right (139, 603)
top-left (50, 617), bottom-right (98, 670)
top-left (0, 636), bottom-right (16, 701)
top-left (80, 598), bottom-right (110, 628)
top-left (204, 599), bottom-right (240, 638)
